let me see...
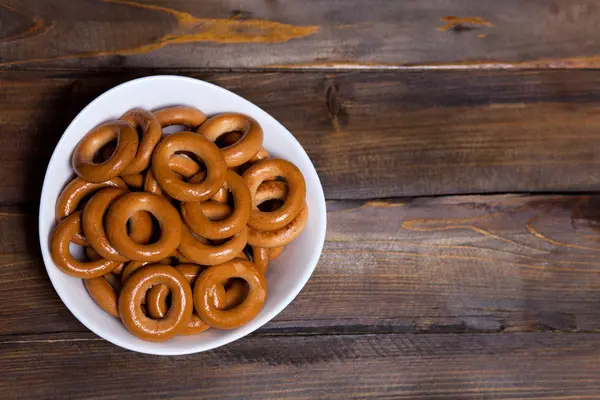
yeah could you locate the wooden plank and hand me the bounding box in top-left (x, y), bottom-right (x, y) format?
top-left (1, 331), bottom-right (600, 399)
top-left (3, 0), bottom-right (600, 69)
top-left (8, 194), bottom-right (600, 336)
top-left (4, 70), bottom-right (600, 203)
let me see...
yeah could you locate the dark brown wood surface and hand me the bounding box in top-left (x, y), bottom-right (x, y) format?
top-left (3, 0), bottom-right (600, 70)
top-left (4, 1), bottom-right (600, 398)
top-left (7, 194), bottom-right (600, 337)
top-left (5, 70), bottom-right (600, 203)
top-left (2, 332), bottom-right (600, 399)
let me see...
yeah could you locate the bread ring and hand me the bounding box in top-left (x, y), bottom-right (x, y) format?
top-left (51, 212), bottom-right (122, 278)
top-left (120, 260), bottom-right (150, 284)
top-left (118, 264), bottom-right (193, 342)
top-left (219, 131), bottom-right (269, 164)
top-left (158, 250), bottom-right (192, 266)
top-left (106, 193), bottom-right (182, 261)
top-left (121, 173), bottom-right (144, 190)
top-left (128, 211), bottom-right (154, 245)
top-left (143, 169), bottom-right (162, 196)
top-left (154, 106), bottom-right (207, 130)
top-left (248, 203), bottom-right (308, 248)
top-left (143, 155), bottom-right (203, 197)
top-left (146, 264), bottom-right (205, 319)
top-left (248, 180), bottom-right (308, 247)
top-left (181, 170), bottom-right (251, 240)
top-left (178, 224), bottom-right (247, 265)
top-left (83, 188), bottom-right (129, 262)
top-left (169, 155), bottom-right (229, 201)
top-left (86, 247), bottom-right (126, 275)
top-left (56, 177), bottom-right (126, 246)
top-left (197, 113), bottom-right (263, 167)
top-left (243, 159), bottom-right (306, 231)
top-left (120, 109), bottom-right (162, 175)
top-left (146, 264), bottom-right (211, 335)
top-left (151, 132), bottom-right (227, 202)
top-left (252, 246), bottom-right (284, 274)
top-left (72, 121), bottom-right (139, 182)
top-left (84, 273), bottom-right (120, 318)
top-left (146, 264), bottom-right (202, 319)
top-left (193, 259), bottom-right (266, 329)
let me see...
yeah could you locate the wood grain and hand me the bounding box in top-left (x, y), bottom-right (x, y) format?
top-left (8, 194), bottom-right (600, 335)
top-left (2, 331), bottom-right (600, 399)
top-left (4, 70), bottom-right (600, 203)
top-left (3, 0), bottom-right (600, 69)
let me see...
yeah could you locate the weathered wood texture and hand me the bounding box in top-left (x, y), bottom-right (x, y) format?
top-left (6, 194), bottom-right (600, 336)
top-left (4, 70), bottom-right (600, 203)
top-left (2, 332), bottom-right (600, 399)
top-left (2, 0), bottom-right (600, 69)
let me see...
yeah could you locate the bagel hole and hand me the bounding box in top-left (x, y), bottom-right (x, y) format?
top-left (147, 215), bottom-right (162, 244)
top-left (162, 125), bottom-right (188, 134)
top-left (258, 199), bottom-right (284, 212)
top-left (224, 278), bottom-right (249, 310)
top-left (125, 213), bottom-right (161, 245)
top-left (68, 242), bottom-right (87, 262)
top-left (243, 245), bottom-right (253, 262)
top-left (215, 131), bottom-right (243, 148)
top-left (141, 290), bottom-right (172, 320)
top-left (172, 151), bottom-right (208, 179)
top-left (92, 140), bottom-right (117, 164)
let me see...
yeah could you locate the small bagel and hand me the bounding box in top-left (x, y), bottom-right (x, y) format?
top-left (106, 192), bottom-right (182, 261)
top-left (197, 113), bottom-right (263, 167)
top-left (72, 121), bottom-right (139, 182)
top-left (151, 132), bottom-right (227, 202)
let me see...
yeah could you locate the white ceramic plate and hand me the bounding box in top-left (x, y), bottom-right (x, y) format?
top-left (38, 75), bottom-right (327, 355)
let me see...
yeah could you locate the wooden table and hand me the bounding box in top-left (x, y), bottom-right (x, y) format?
top-left (3, 1), bottom-right (600, 398)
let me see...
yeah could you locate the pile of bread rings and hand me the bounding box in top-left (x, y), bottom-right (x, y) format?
top-left (50, 106), bottom-right (308, 342)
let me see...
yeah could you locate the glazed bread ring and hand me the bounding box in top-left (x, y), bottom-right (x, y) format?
top-left (158, 250), bottom-right (192, 266)
top-left (56, 177), bottom-right (126, 245)
top-left (72, 120), bottom-right (139, 182)
top-left (243, 159), bottom-right (306, 231)
top-left (85, 246), bottom-right (126, 275)
top-left (143, 169), bottom-right (162, 196)
top-left (181, 170), bottom-right (251, 240)
top-left (154, 106), bottom-right (207, 130)
top-left (84, 273), bottom-right (120, 318)
top-left (197, 113), bottom-right (263, 168)
top-left (146, 264), bottom-right (211, 334)
top-left (218, 131), bottom-right (269, 164)
top-left (151, 132), bottom-right (226, 202)
top-left (252, 246), bottom-right (284, 274)
top-left (146, 263), bottom-right (201, 318)
top-left (248, 203), bottom-right (308, 248)
top-left (145, 265), bottom-right (204, 319)
top-left (178, 224), bottom-right (248, 265)
top-left (193, 259), bottom-right (266, 329)
top-left (120, 260), bottom-right (150, 284)
top-left (121, 173), bottom-right (144, 190)
top-left (247, 180), bottom-right (308, 247)
top-left (128, 210), bottom-right (154, 245)
top-left (143, 154), bottom-right (202, 197)
top-left (118, 264), bottom-right (193, 342)
top-left (82, 188), bottom-right (129, 262)
top-left (51, 212), bottom-right (123, 278)
top-left (169, 154), bottom-right (229, 203)
top-left (106, 192), bottom-right (182, 261)
top-left (147, 264), bottom-right (249, 333)
top-left (120, 109), bottom-right (162, 175)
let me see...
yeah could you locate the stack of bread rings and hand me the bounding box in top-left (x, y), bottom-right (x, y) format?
top-left (50, 106), bottom-right (308, 342)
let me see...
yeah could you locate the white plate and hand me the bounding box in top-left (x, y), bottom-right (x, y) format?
top-left (38, 75), bottom-right (327, 355)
